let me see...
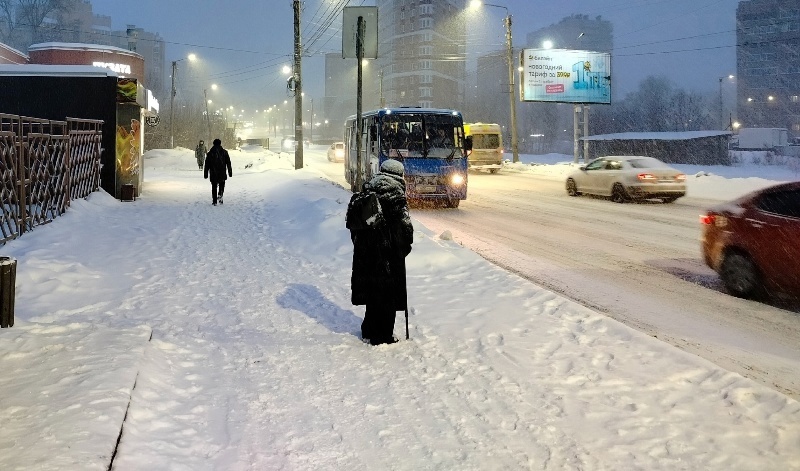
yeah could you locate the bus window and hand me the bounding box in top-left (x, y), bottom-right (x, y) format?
top-left (379, 113), bottom-right (463, 159)
top-left (473, 133), bottom-right (500, 149)
top-left (369, 124), bottom-right (378, 155)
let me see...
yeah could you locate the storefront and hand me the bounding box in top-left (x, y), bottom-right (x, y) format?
top-left (0, 43), bottom-right (159, 199)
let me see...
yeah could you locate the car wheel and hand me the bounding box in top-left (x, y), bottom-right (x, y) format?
top-left (662, 197), bottom-right (678, 203)
top-left (720, 252), bottom-right (761, 299)
top-left (445, 198), bottom-right (460, 208)
top-left (566, 178), bottom-right (580, 196)
top-left (611, 183), bottom-right (628, 203)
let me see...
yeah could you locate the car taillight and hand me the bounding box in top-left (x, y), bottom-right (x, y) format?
top-left (699, 214), bottom-right (715, 225)
top-left (675, 174), bottom-right (686, 181)
top-left (700, 213), bottom-right (728, 227)
top-left (637, 173), bottom-right (657, 181)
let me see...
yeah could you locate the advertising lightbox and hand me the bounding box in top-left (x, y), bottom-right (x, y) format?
top-left (520, 49), bottom-right (611, 104)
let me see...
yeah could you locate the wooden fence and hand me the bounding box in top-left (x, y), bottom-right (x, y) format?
top-left (0, 114), bottom-right (103, 245)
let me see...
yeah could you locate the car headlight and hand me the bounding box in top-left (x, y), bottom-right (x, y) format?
top-left (450, 173), bottom-right (465, 186)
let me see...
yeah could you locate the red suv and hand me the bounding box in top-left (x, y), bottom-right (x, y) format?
top-left (700, 181), bottom-right (800, 300)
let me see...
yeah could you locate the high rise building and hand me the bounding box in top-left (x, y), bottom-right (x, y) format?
top-left (736, 0), bottom-right (800, 137)
top-left (375, 0), bottom-right (466, 110)
top-left (323, 52), bottom-right (379, 136)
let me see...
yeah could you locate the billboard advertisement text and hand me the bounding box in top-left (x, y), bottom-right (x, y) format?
top-left (521, 49), bottom-right (611, 104)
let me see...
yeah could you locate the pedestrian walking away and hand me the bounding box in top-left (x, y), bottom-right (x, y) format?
top-left (203, 138), bottom-right (232, 206)
top-left (195, 140), bottom-right (207, 170)
top-left (346, 159), bottom-right (414, 345)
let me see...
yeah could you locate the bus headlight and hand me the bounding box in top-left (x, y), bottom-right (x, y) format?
top-left (450, 173), bottom-right (465, 186)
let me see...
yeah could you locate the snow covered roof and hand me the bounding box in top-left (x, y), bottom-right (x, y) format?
top-left (28, 42), bottom-right (143, 59)
top-left (582, 131), bottom-right (732, 141)
top-left (0, 64), bottom-right (118, 77)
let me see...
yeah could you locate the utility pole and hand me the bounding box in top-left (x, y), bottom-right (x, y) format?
top-left (719, 77), bottom-right (724, 131)
top-left (309, 97), bottom-right (314, 144)
top-left (503, 13), bottom-right (519, 163)
top-left (379, 69), bottom-right (385, 108)
top-left (505, 13), bottom-right (519, 162)
top-left (355, 16), bottom-right (365, 191)
top-left (170, 60), bottom-right (176, 148)
top-left (293, 0), bottom-right (304, 169)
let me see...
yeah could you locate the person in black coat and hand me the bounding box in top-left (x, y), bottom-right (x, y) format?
top-left (347, 159), bottom-right (414, 345)
top-left (203, 138), bottom-right (232, 205)
top-left (195, 140), bottom-right (207, 170)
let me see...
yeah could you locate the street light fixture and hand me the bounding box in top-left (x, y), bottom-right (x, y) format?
top-left (469, 1), bottom-right (519, 163)
top-left (169, 53), bottom-right (197, 148)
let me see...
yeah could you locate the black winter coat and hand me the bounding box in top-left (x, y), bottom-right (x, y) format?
top-left (204, 145), bottom-right (232, 183)
top-left (348, 173), bottom-right (413, 310)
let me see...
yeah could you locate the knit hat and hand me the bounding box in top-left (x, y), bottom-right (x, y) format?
top-left (380, 159), bottom-right (404, 177)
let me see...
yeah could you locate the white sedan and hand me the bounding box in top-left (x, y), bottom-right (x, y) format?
top-left (566, 155), bottom-right (686, 203)
top-left (327, 141), bottom-right (345, 162)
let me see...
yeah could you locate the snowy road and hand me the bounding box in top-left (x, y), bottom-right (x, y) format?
top-left (310, 151), bottom-right (800, 400)
top-left (5, 147), bottom-right (799, 470)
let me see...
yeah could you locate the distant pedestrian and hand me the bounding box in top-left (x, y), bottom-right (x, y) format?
top-left (195, 140), bottom-right (207, 170)
top-left (346, 159), bottom-right (414, 345)
top-left (204, 138), bottom-right (232, 206)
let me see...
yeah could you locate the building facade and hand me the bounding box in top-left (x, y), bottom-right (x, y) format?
top-left (736, 0), bottom-right (800, 137)
top-left (375, 0), bottom-right (466, 110)
top-left (28, 42), bottom-right (145, 83)
top-left (0, 43), bottom-right (27, 64)
top-left (323, 52), bottom-right (380, 137)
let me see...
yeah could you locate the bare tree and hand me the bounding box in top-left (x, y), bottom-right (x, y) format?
top-left (0, 0), bottom-right (77, 49)
top-left (593, 75), bottom-right (712, 134)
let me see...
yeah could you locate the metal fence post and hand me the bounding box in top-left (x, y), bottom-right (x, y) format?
top-left (0, 256), bottom-right (16, 328)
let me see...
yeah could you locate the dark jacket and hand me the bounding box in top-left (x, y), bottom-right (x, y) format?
top-left (204, 145), bottom-right (232, 183)
top-left (347, 172), bottom-right (413, 309)
top-left (195, 143), bottom-right (207, 160)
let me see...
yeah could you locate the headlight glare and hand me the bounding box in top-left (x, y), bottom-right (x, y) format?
top-left (451, 173), bottom-right (465, 186)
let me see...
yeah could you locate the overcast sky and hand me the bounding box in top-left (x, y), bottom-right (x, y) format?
top-left (88, 0), bottom-right (739, 113)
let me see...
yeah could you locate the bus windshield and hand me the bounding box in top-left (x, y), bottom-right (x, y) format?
top-left (380, 113), bottom-right (464, 159)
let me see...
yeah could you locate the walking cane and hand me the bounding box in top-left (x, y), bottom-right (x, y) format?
top-left (405, 307), bottom-right (409, 340)
top-left (404, 260), bottom-right (410, 340)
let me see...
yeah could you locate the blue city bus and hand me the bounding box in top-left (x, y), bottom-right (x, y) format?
top-left (344, 107), bottom-right (471, 208)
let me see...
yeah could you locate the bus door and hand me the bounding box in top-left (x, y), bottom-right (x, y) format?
top-left (367, 120), bottom-right (380, 178)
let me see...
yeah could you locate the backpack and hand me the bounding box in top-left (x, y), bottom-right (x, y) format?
top-left (346, 191), bottom-right (384, 231)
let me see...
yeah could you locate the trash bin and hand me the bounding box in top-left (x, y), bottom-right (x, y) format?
top-left (0, 256), bottom-right (16, 328)
top-left (121, 184), bottom-right (136, 202)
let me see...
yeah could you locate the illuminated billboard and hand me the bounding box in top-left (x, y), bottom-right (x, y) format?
top-left (520, 49), bottom-right (611, 104)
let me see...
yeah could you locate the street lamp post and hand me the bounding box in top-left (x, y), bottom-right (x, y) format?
top-left (470, 1), bottom-right (519, 163)
top-left (204, 83), bottom-right (218, 140)
top-left (169, 53), bottom-right (196, 148)
top-left (719, 74), bottom-right (734, 130)
top-left (203, 89), bottom-right (212, 139)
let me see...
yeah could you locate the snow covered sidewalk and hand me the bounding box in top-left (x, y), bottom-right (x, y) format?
top-left (0, 147), bottom-right (798, 470)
